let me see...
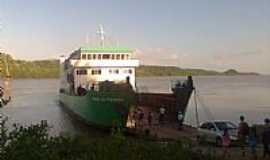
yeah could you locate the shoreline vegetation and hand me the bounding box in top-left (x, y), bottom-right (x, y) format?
top-left (0, 120), bottom-right (218, 160)
top-left (1, 119), bottom-right (268, 160)
top-left (0, 53), bottom-right (259, 79)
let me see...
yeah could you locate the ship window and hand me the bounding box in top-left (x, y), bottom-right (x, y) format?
top-left (113, 69), bottom-right (119, 74)
top-left (121, 54), bottom-right (125, 59)
top-left (102, 54), bottom-right (110, 60)
top-left (93, 54), bottom-right (96, 59)
top-left (88, 54), bottom-right (92, 60)
top-left (98, 54), bottom-right (102, 60)
top-left (92, 69), bottom-right (101, 75)
top-left (126, 54), bottom-right (130, 59)
top-left (109, 69), bottom-right (112, 74)
top-left (129, 69), bottom-right (132, 74)
top-left (82, 54), bottom-right (87, 60)
top-left (112, 54), bottom-right (115, 60)
top-left (77, 69), bottom-right (87, 75)
top-left (116, 54), bottom-right (120, 60)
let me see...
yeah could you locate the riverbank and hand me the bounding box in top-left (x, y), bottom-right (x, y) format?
top-left (127, 122), bottom-right (269, 160)
top-left (1, 118), bottom-right (269, 160)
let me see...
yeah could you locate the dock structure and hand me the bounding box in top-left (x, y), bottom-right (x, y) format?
top-left (125, 76), bottom-right (195, 140)
top-left (126, 103), bottom-right (197, 141)
top-left (134, 76), bottom-right (194, 123)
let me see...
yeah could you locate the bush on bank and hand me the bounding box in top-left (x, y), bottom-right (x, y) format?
top-left (0, 120), bottom-right (217, 160)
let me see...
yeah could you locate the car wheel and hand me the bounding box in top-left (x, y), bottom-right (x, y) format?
top-left (215, 137), bottom-right (222, 147)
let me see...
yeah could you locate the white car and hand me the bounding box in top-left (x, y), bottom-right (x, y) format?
top-left (197, 120), bottom-right (238, 146)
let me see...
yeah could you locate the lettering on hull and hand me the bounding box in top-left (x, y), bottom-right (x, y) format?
top-left (91, 97), bottom-right (124, 102)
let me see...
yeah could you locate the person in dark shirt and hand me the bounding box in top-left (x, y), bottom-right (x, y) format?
top-left (262, 118), bottom-right (270, 159)
top-left (77, 85), bottom-right (86, 96)
top-left (138, 111), bottom-right (144, 128)
top-left (77, 85), bottom-right (82, 96)
top-left (238, 115), bottom-right (249, 157)
top-left (90, 83), bottom-right (95, 90)
top-left (147, 112), bottom-right (153, 127)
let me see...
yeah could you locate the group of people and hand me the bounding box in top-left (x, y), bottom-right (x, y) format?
top-left (221, 115), bottom-right (270, 159)
top-left (131, 108), bottom-right (153, 129)
top-left (131, 106), bottom-right (184, 131)
top-left (159, 106), bottom-right (184, 131)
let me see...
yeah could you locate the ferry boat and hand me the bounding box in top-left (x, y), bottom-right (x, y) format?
top-left (59, 26), bottom-right (139, 127)
top-left (59, 26), bottom-right (194, 128)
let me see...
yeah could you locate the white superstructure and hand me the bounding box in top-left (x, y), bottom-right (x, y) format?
top-left (60, 26), bottom-right (139, 92)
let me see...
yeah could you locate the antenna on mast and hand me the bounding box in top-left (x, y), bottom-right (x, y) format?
top-left (97, 24), bottom-right (105, 48)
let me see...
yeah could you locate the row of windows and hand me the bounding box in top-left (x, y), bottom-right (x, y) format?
top-left (108, 69), bottom-right (132, 74)
top-left (76, 70), bottom-right (87, 75)
top-left (92, 69), bottom-right (101, 75)
top-left (81, 54), bottom-right (130, 60)
top-left (76, 69), bottom-right (133, 75)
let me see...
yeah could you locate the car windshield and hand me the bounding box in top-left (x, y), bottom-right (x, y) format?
top-left (214, 122), bottom-right (237, 130)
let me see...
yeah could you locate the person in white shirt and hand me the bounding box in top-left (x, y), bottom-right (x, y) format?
top-left (159, 106), bottom-right (166, 124)
top-left (177, 111), bottom-right (184, 130)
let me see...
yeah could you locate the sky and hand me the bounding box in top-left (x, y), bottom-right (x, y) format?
top-left (0, 0), bottom-right (269, 74)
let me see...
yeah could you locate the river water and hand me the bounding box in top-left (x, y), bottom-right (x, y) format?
top-left (0, 76), bottom-right (269, 135)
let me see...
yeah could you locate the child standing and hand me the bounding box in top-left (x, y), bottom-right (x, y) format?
top-left (248, 126), bottom-right (257, 160)
top-left (222, 128), bottom-right (231, 159)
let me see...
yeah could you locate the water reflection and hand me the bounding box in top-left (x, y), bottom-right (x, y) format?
top-left (0, 76), bottom-right (269, 135)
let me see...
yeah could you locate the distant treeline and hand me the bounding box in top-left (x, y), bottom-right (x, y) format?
top-left (136, 66), bottom-right (259, 76)
top-left (0, 53), bottom-right (259, 79)
top-left (0, 53), bottom-right (59, 78)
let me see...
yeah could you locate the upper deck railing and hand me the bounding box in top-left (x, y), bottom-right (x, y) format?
top-left (70, 59), bottom-right (139, 67)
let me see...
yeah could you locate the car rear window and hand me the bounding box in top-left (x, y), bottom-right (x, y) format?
top-left (215, 122), bottom-right (236, 130)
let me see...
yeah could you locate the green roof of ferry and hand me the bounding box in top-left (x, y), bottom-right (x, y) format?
top-left (80, 47), bottom-right (133, 53)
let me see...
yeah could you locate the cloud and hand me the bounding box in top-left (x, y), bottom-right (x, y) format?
top-left (134, 48), bottom-right (182, 66)
top-left (211, 49), bottom-right (270, 73)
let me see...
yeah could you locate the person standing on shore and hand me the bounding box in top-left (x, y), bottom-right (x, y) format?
top-left (222, 128), bottom-right (231, 159)
top-left (248, 126), bottom-right (257, 160)
top-left (138, 110), bottom-right (144, 129)
top-left (238, 115), bottom-right (249, 157)
top-left (262, 118), bottom-right (270, 159)
top-left (147, 112), bottom-right (153, 128)
top-left (132, 110), bottom-right (137, 129)
top-left (177, 111), bottom-right (184, 130)
top-left (159, 106), bottom-right (166, 125)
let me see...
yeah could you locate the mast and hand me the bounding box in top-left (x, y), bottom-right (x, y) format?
top-left (96, 25), bottom-right (105, 48)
